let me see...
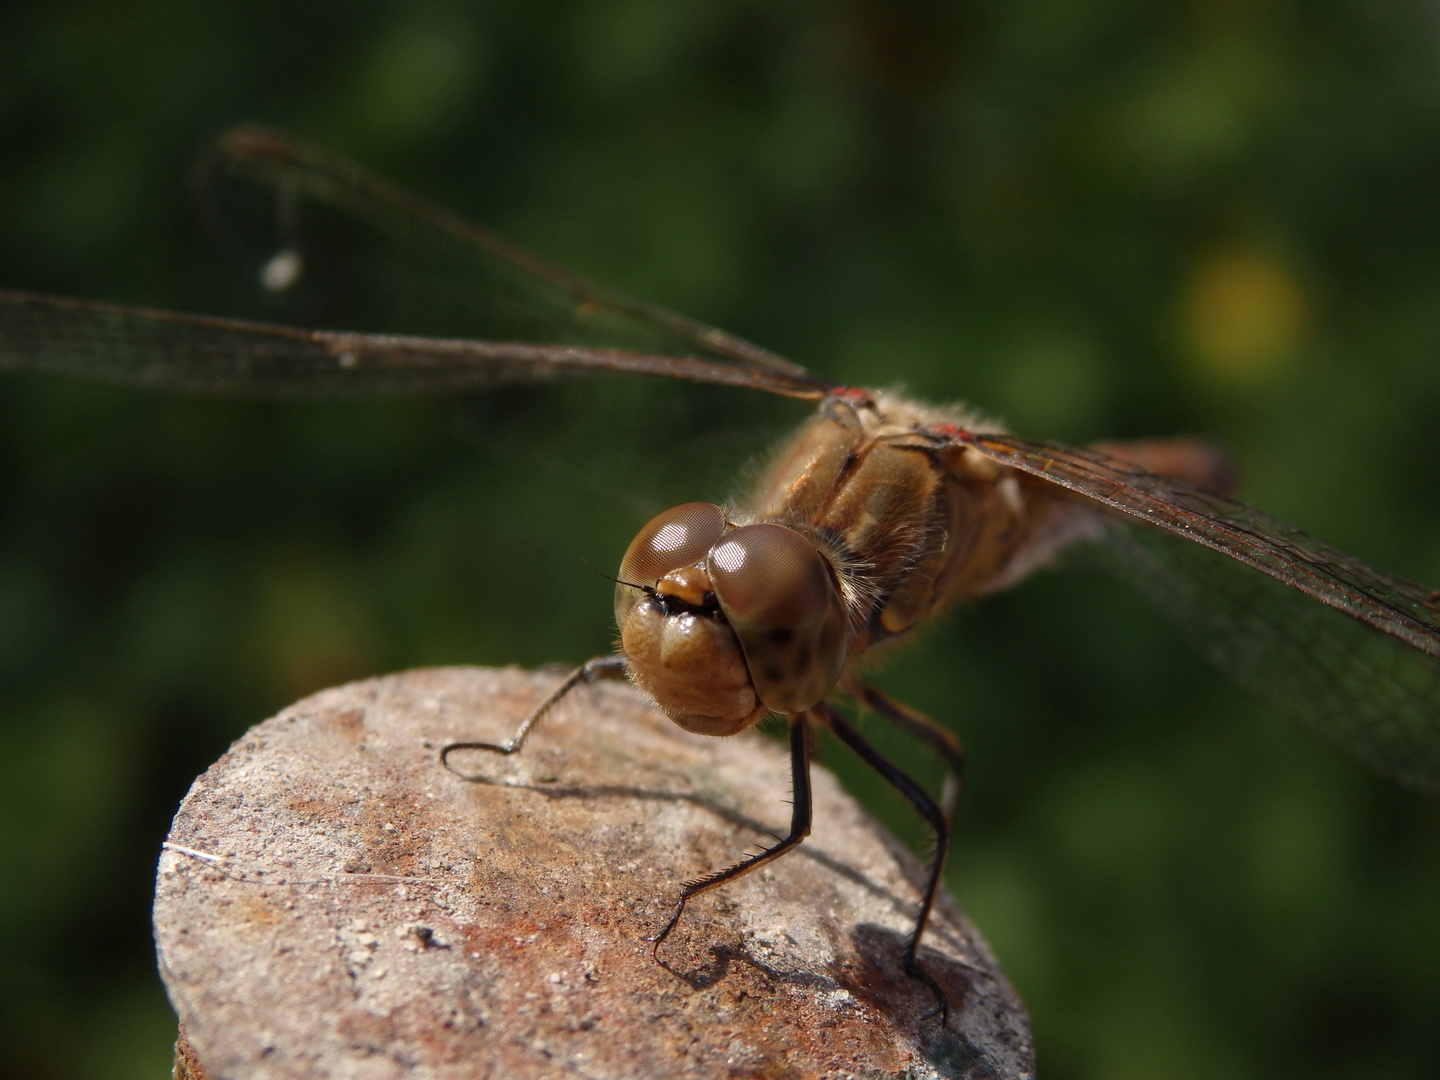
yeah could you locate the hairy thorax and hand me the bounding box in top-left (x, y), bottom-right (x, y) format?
top-left (744, 391), bottom-right (1085, 657)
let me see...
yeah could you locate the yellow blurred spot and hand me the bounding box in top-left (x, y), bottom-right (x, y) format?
top-left (1183, 249), bottom-right (1306, 380)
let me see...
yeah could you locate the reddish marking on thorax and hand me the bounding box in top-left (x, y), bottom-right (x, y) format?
top-left (925, 421), bottom-right (972, 441)
top-left (828, 386), bottom-right (874, 409)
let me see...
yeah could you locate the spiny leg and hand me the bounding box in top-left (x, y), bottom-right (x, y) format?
top-left (651, 712), bottom-right (813, 953)
top-left (817, 700), bottom-right (951, 1025)
top-left (843, 675), bottom-right (966, 825)
top-left (440, 654), bottom-right (627, 771)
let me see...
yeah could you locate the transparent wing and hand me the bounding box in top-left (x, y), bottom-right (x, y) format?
top-left (1083, 524), bottom-right (1440, 795)
top-left (1, 125), bottom-right (834, 399)
top-left (962, 432), bottom-right (1440, 657)
top-left (192, 125), bottom-right (814, 376)
top-left (958, 432), bottom-right (1440, 793)
top-left (0, 288), bottom-right (830, 399)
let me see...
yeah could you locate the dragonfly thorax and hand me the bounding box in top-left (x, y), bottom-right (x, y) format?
top-left (615, 503), bottom-right (849, 735)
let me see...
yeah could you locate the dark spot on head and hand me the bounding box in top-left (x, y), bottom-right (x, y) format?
top-left (794, 644), bottom-right (811, 671)
top-left (765, 665), bottom-right (784, 683)
top-left (768, 628), bottom-right (793, 645)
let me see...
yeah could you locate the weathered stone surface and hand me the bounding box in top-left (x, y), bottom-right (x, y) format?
top-left (155, 666), bottom-right (1033, 1079)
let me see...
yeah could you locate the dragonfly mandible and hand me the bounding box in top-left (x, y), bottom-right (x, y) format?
top-left (3, 126), bottom-right (1438, 1022)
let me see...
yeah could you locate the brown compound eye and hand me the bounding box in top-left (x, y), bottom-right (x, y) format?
top-left (617, 504), bottom-right (729, 621)
top-left (706, 523), bottom-right (849, 714)
top-left (618, 502), bottom-right (729, 586)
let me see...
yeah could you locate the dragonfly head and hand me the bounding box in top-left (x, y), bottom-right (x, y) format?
top-left (615, 503), bottom-right (848, 735)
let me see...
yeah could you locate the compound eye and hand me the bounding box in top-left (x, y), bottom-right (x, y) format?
top-left (706, 523), bottom-right (848, 714)
top-left (619, 502), bottom-right (728, 586)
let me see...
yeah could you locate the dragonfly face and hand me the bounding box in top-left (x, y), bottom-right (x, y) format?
top-left (616, 502), bottom-right (848, 733)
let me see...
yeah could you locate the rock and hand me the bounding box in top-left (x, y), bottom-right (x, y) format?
top-left (154, 666), bottom-right (1033, 1079)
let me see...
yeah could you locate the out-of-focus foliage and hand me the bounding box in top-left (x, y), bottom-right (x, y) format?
top-left (2, 1), bottom-right (1439, 1077)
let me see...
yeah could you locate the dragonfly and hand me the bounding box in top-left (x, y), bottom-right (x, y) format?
top-left (3, 126), bottom-right (1438, 1022)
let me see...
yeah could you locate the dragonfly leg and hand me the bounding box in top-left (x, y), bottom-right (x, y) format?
top-left (651, 713), bottom-right (813, 953)
top-left (842, 676), bottom-right (966, 825)
top-left (440, 654), bottom-right (627, 771)
top-left (817, 700), bottom-right (951, 1026)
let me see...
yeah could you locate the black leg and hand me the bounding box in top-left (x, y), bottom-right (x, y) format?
top-left (651, 712), bottom-right (813, 952)
top-left (818, 700), bottom-right (951, 1025)
top-left (843, 676), bottom-right (966, 825)
top-left (441, 654), bottom-right (627, 770)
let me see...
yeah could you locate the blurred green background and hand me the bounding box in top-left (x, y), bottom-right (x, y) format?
top-left (3, 1), bottom-right (1440, 1077)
